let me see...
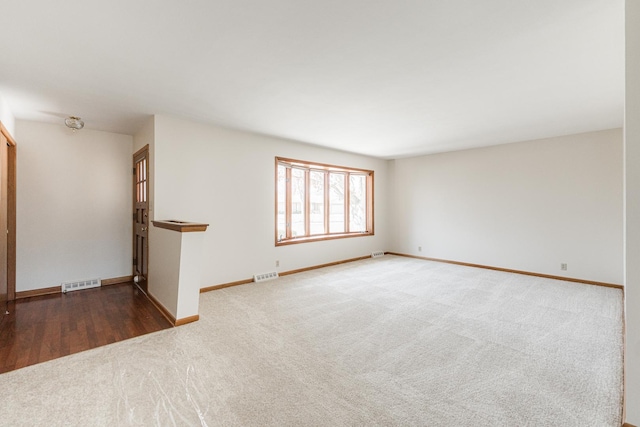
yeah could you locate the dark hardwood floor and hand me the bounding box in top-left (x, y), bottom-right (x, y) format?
top-left (0, 283), bottom-right (172, 374)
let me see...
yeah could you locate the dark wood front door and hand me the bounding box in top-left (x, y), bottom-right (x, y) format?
top-left (133, 145), bottom-right (149, 293)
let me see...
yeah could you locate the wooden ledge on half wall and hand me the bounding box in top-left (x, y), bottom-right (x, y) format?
top-left (152, 220), bottom-right (209, 233)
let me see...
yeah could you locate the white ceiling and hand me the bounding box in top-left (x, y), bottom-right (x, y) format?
top-left (0, 0), bottom-right (624, 159)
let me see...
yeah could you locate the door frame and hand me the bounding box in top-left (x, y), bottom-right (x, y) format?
top-left (0, 122), bottom-right (16, 302)
top-left (132, 144), bottom-right (149, 293)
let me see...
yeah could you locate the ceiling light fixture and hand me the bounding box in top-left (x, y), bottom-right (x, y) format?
top-left (65, 116), bottom-right (84, 131)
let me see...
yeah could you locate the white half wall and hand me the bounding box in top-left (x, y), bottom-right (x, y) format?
top-left (148, 226), bottom-right (205, 321)
top-left (148, 226), bottom-right (181, 316)
top-left (153, 114), bottom-right (390, 287)
top-left (624, 0), bottom-right (640, 422)
top-left (16, 120), bottom-right (133, 292)
top-left (390, 129), bottom-right (623, 284)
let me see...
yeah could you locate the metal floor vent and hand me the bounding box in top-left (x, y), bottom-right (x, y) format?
top-left (61, 278), bottom-right (101, 293)
top-left (253, 271), bottom-right (279, 283)
top-left (371, 251), bottom-right (385, 258)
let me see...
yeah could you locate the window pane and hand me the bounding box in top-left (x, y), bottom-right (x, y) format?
top-left (329, 173), bottom-right (345, 233)
top-left (309, 171), bottom-right (325, 235)
top-left (349, 174), bottom-right (367, 232)
top-left (277, 165), bottom-right (287, 241)
top-left (291, 168), bottom-right (306, 237)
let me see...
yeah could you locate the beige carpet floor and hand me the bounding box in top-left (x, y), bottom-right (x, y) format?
top-left (0, 255), bottom-right (624, 426)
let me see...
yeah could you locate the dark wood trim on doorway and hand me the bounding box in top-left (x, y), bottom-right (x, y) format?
top-left (0, 121), bottom-right (16, 301)
top-left (133, 144), bottom-right (149, 160)
top-left (133, 144), bottom-right (150, 294)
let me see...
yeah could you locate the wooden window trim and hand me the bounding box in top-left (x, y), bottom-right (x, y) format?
top-left (0, 122), bottom-right (16, 302)
top-left (275, 157), bottom-right (374, 246)
top-left (285, 167), bottom-right (292, 240)
top-left (277, 157), bottom-right (373, 174)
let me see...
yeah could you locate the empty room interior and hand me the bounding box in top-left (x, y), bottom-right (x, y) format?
top-left (1, 0), bottom-right (639, 425)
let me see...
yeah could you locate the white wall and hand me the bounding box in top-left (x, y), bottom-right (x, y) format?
top-left (390, 129), bottom-right (623, 284)
top-left (624, 0), bottom-right (640, 422)
top-left (0, 93), bottom-right (15, 136)
top-left (152, 114), bottom-right (390, 287)
top-left (16, 120), bottom-right (133, 291)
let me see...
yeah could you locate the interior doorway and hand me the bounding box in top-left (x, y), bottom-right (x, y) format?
top-left (133, 145), bottom-right (149, 294)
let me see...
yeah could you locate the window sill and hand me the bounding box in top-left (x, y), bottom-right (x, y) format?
top-left (276, 232), bottom-right (373, 246)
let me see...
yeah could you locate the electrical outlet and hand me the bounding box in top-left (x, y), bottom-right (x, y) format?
top-left (561, 263), bottom-right (567, 271)
top-left (418, 246), bottom-right (422, 252)
top-left (276, 260), bottom-right (280, 268)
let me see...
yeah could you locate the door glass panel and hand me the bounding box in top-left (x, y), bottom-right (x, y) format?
top-left (141, 159), bottom-right (147, 202)
top-left (135, 159), bottom-right (148, 203)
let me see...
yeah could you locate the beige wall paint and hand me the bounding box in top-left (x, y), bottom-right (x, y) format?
top-left (15, 120), bottom-right (133, 291)
top-left (625, 0), bottom-right (640, 422)
top-left (152, 114), bottom-right (390, 287)
top-left (390, 129), bottom-right (623, 284)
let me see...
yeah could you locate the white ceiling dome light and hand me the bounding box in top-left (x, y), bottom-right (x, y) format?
top-left (64, 116), bottom-right (85, 131)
